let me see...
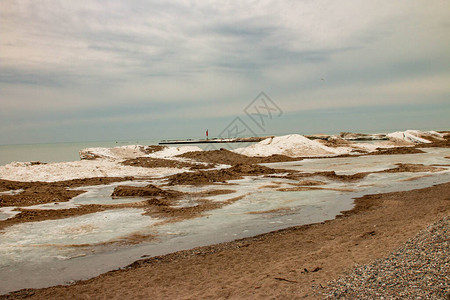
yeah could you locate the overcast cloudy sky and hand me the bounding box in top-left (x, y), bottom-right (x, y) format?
top-left (1, 0), bottom-right (449, 144)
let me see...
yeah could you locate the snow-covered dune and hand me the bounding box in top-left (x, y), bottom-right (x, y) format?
top-left (234, 134), bottom-right (350, 157)
top-left (387, 130), bottom-right (444, 144)
top-left (146, 146), bottom-right (203, 159)
top-left (0, 160), bottom-right (183, 182)
top-left (79, 145), bottom-right (148, 160)
top-left (79, 145), bottom-right (202, 161)
top-left (2, 145), bottom-right (203, 182)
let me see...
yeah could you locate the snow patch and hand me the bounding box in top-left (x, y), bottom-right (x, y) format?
top-left (0, 160), bottom-right (184, 182)
top-left (234, 134), bottom-right (350, 157)
top-left (80, 145), bottom-right (147, 160)
top-left (80, 145), bottom-right (202, 161)
top-left (386, 130), bottom-right (437, 144)
top-left (147, 146), bottom-right (202, 159)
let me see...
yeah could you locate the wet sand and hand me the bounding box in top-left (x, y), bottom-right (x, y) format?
top-left (3, 182), bottom-right (448, 299)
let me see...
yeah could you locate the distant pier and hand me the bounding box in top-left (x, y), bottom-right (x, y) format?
top-left (159, 136), bottom-right (274, 145)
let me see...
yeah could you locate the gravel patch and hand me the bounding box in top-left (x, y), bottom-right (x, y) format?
top-left (324, 216), bottom-right (450, 299)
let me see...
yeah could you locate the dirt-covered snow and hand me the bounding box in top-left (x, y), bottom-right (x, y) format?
top-left (146, 146), bottom-right (203, 159)
top-left (386, 130), bottom-right (444, 144)
top-left (0, 160), bottom-right (184, 182)
top-left (80, 145), bottom-right (202, 161)
top-left (233, 134), bottom-right (351, 157)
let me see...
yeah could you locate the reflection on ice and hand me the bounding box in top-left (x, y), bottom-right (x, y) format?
top-left (0, 209), bottom-right (157, 264)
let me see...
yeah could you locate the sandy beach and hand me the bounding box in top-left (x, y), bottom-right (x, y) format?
top-left (3, 1), bottom-right (450, 298)
top-left (0, 131), bottom-right (449, 299)
top-left (2, 183), bottom-right (448, 299)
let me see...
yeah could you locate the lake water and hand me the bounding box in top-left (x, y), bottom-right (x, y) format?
top-left (0, 140), bottom-right (159, 166)
top-left (0, 140), bottom-right (255, 166)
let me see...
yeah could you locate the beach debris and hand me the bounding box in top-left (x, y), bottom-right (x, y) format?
top-left (274, 277), bottom-right (298, 283)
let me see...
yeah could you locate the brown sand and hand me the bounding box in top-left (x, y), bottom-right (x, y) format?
top-left (0, 177), bottom-right (134, 207)
top-left (0, 186), bottom-right (85, 207)
top-left (141, 145), bottom-right (167, 154)
top-left (0, 181), bottom-right (237, 230)
top-left (122, 157), bottom-right (215, 170)
top-left (366, 147), bottom-right (425, 155)
top-left (166, 164), bottom-right (289, 186)
top-left (178, 148), bottom-right (301, 165)
top-left (414, 133), bottom-right (450, 148)
top-left (111, 184), bottom-right (181, 198)
top-left (0, 205), bottom-right (108, 231)
top-left (0, 177), bottom-right (133, 193)
top-left (4, 183), bottom-right (448, 299)
top-left (0, 201), bottom-right (154, 231)
top-left (383, 163), bottom-right (446, 173)
top-left (279, 170), bottom-right (370, 182)
top-left (275, 163), bottom-right (445, 183)
top-left (319, 137), bottom-right (352, 148)
top-left (288, 180), bottom-right (327, 186)
top-left (277, 186), bottom-right (355, 192)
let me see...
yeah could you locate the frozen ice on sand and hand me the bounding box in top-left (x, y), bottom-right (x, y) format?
top-left (234, 134), bottom-right (350, 157)
top-left (386, 130), bottom-right (444, 144)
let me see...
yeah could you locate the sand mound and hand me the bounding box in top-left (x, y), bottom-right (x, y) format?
top-left (386, 130), bottom-right (444, 144)
top-left (234, 134), bottom-right (348, 157)
top-left (166, 164), bottom-right (281, 186)
top-left (112, 184), bottom-right (180, 198)
top-left (122, 157), bottom-right (214, 170)
top-left (0, 177), bottom-right (133, 207)
top-left (178, 148), bottom-right (300, 165)
top-left (80, 145), bottom-right (203, 161)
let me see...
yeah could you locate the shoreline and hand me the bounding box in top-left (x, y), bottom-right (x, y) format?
top-left (0, 131), bottom-right (448, 298)
top-left (3, 182), bottom-right (449, 299)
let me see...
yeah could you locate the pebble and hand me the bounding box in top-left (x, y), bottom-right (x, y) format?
top-left (323, 216), bottom-right (449, 299)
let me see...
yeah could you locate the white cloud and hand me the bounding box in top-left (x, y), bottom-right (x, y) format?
top-left (0, 0), bottom-right (449, 143)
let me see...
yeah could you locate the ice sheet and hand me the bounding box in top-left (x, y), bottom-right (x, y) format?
top-left (261, 148), bottom-right (450, 174)
top-left (0, 209), bottom-right (157, 265)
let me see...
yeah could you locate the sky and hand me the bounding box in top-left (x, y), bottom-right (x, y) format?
top-left (1, 0), bottom-right (449, 144)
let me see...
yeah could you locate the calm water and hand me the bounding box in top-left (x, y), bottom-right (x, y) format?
top-left (0, 140), bottom-right (258, 166)
top-left (0, 140), bottom-right (159, 166)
